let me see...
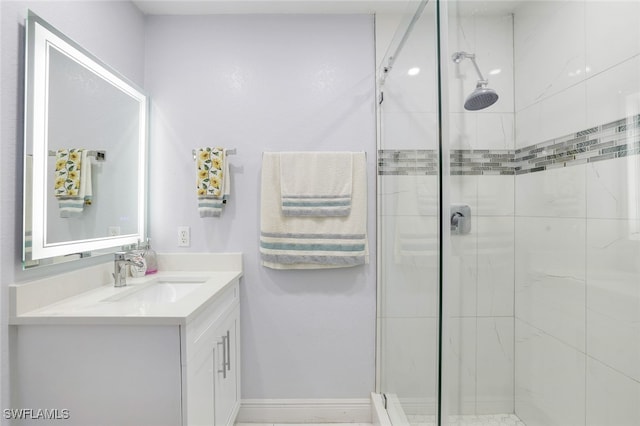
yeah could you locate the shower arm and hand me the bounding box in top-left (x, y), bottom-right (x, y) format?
top-left (452, 52), bottom-right (488, 86)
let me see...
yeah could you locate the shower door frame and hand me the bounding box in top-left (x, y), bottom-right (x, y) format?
top-left (435, 0), bottom-right (452, 424)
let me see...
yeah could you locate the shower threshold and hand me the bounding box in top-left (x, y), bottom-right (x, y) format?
top-left (383, 393), bottom-right (526, 426)
top-left (407, 413), bottom-right (526, 426)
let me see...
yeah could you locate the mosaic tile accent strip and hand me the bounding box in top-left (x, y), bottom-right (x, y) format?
top-left (514, 114), bottom-right (640, 175)
top-left (450, 149), bottom-right (515, 176)
top-left (378, 149), bottom-right (439, 175)
top-left (378, 114), bottom-right (640, 176)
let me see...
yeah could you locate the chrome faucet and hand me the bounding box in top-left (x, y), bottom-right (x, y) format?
top-left (113, 251), bottom-right (145, 287)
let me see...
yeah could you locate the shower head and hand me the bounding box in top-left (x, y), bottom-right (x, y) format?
top-left (464, 84), bottom-right (499, 111)
top-left (452, 51), bottom-right (499, 111)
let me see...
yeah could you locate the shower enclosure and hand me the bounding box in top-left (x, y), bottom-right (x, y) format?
top-left (376, 1), bottom-right (640, 425)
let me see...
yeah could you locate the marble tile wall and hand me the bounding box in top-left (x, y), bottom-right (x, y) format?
top-left (513, 1), bottom-right (640, 425)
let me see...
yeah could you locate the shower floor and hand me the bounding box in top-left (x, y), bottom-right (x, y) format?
top-left (408, 413), bottom-right (526, 426)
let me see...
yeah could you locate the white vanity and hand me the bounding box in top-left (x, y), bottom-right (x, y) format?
top-left (9, 253), bottom-right (242, 426)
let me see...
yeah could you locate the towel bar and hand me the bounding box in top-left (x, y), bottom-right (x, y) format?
top-left (48, 150), bottom-right (106, 161)
top-left (192, 148), bottom-right (236, 160)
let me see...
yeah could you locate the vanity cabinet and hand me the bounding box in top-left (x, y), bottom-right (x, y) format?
top-left (184, 284), bottom-right (240, 426)
top-left (12, 279), bottom-right (241, 426)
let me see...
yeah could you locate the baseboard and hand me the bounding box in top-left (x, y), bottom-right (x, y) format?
top-left (236, 398), bottom-right (372, 423)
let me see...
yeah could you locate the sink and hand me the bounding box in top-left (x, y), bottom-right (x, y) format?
top-left (120, 283), bottom-right (202, 303)
top-left (103, 277), bottom-right (209, 304)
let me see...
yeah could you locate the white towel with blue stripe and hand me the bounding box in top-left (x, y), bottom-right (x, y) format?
top-left (279, 152), bottom-right (353, 217)
top-left (260, 152), bottom-right (368, 269)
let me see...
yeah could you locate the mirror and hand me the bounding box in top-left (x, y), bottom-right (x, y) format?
top-left (23, 11), bottom-right (148, 268)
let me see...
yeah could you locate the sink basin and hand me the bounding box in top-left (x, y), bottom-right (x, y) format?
top-left (103, 277), bottom-right (208, 304)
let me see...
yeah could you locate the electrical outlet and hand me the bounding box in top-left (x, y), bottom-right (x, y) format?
top-left (108, 226), bottom-right (121, 236)
top-left (177, 226), bottom-right (190, 247)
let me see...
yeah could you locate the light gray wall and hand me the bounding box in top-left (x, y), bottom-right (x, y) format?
top-left (0, 0), bottom-right (145, 414)
top-left (144, 14), bottom-right (377, 398)
top-left (1, 6), bottom-right (377, 406)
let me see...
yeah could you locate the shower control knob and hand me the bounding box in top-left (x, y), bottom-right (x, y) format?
top-left (450, 205), bottom-right (471, 235)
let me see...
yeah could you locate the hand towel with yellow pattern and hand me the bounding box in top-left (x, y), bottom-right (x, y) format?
top-left (196, 147), bottom-right (229, 217)
top-left (54, 149), bottom-right (92, 218)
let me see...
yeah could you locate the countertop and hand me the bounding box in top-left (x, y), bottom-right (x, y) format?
top-left (10, 253), bottom-right (242, 326)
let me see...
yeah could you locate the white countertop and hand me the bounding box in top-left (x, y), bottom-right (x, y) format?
top-left (11, 270), bottom-right (241, 326)
top-left (10, 253), bottom-right (242, 326)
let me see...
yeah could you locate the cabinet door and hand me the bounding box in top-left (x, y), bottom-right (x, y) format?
top-left (185, 281), bottom-right (240, 426)
top-left (15, 325), bottom-right (183, 426)
top-left (188, 334), bottom-right (215, 425)
top-left (214, 305), bottom-right (240, 426)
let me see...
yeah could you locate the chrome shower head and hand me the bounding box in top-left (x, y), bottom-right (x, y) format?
top-left (464, 84), bottom-right (499, 111)
top-left (452, 51), bottom-right (499, 111)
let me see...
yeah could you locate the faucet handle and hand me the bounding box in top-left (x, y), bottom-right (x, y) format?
top-left (114, 251), bottom-right (127, 261)
top-left (113, 251), bottom-right (129, 261)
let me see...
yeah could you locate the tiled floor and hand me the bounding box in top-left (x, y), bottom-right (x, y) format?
top-left (235, 424), bottom-right (373, 426)
top-left (408, 413), bottom-right (526, 426)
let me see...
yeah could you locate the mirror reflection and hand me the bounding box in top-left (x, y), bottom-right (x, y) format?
top-left (23, 11), bottom-right (148, 268)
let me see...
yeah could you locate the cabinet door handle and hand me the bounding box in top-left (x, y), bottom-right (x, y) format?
top-left (217, 337), bottom-right (227, 379)
top-left (225, 330), bottom-right (231, 372)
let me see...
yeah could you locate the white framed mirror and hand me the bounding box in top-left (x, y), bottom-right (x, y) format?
top-left (23, 10), bottom-right (148, 268)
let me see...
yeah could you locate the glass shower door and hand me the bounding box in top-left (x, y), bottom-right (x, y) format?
top-left (378, 1), bottom-right (520, 424)
top-left (377, 1), bottom-right (442, 424)
top-left (442, 1), bottom-right (518, 424)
